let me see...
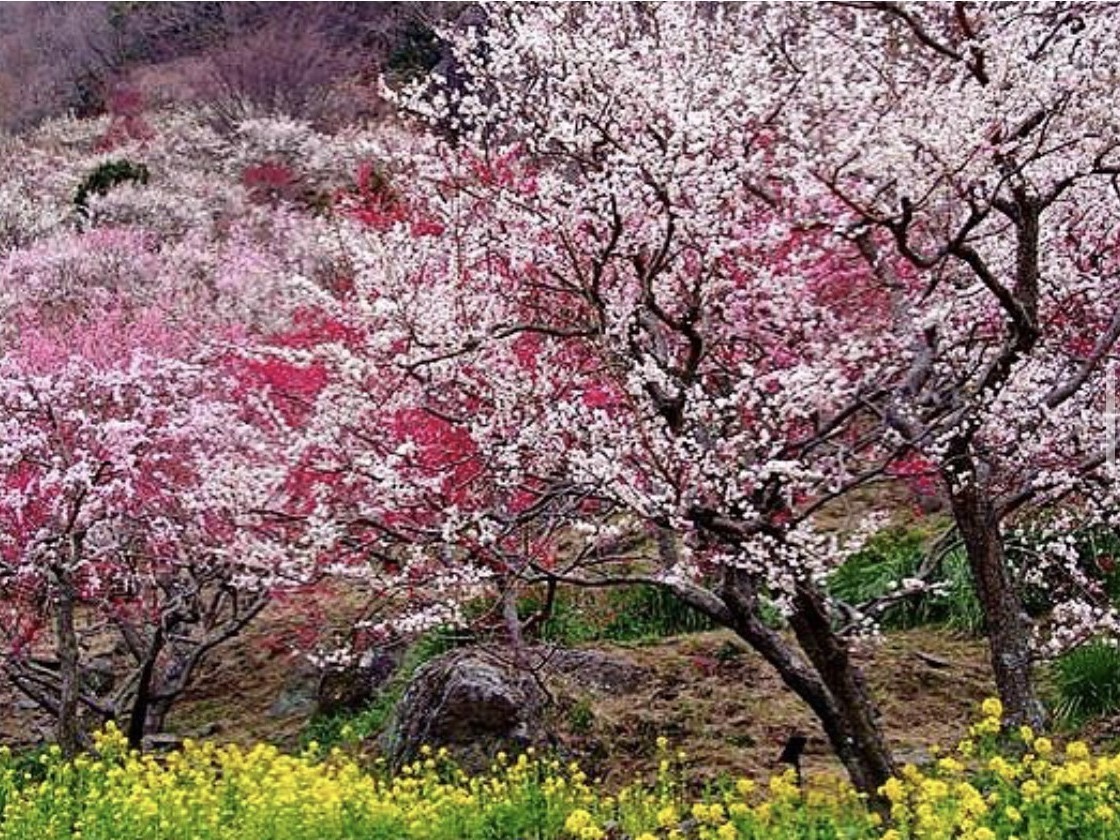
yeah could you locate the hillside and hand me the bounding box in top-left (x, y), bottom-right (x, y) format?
top-left (0, 619), bottom-right (997, 786)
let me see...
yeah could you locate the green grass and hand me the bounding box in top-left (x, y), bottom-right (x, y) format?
top-left (828, 526), bottom-right (984, 634)
top-left (522, 583), bottom-right (714, 646)
top-left (1050, 640), bottom-right (1120, 725)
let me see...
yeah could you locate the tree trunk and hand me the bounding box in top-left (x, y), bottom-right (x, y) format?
top-left (53, 567), bottom-right (83, 757)
top-left (144, 695), bottom-right (175, 739)
top-left (126, 626), bottom-right (164, 750)
top-left (787, 585), bottom-right (896, 794)
top-left (721, 568), bottom-right (895, 798)
top-left (143, 646), bottom-right (194, 740)
top-left (500, 578), bottom-right (527, 665)
top-left (946, 454), bottom-right (1045, 728)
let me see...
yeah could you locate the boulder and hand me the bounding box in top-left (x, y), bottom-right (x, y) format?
top-left (269, 646), bottom-right (402, 719)
top-left (269, 657), bottom-right (321, 718)
top-left (383, 647), bottom-right (547, 768)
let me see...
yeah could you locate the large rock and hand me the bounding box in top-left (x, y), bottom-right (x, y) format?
top-left (383, 647), bottom-right (548, 768)
top-left (269, 657), bottom-right (321, 718)
top-left (381, 645), bottom-right (648, 768)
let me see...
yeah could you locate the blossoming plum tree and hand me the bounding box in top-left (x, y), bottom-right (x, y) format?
top-left (0, 313), bottom-right (306, 754)
top-left (300, 3), bottom-right (1120, 793)
top-left (303, 6), bottom-right (905, 792)
top-left (772, 1), bottom-right (1120, 728)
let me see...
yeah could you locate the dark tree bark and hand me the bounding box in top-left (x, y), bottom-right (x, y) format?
top-left (52, 562), bottom-right (83, 757)
top-left (719, 568), bottom-right (895, 798)
top-left (945, 450), bottom-right (1046, 728)
top-left (939, 196), bottom-right (1045, 728)
top-left (126, 625), bottom-right (164, 750)
top-left (788, 585), bottom-right (895, 793)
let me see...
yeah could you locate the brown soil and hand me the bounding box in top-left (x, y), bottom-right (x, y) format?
top-left (2, 621), bottom-right (999, 786)
top-left (541, 628), bottom-right (993, 786)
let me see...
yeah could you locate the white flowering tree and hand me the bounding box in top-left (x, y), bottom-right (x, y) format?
top-left (302, 5), bottom-right (904, 791)
top-left (290, 3), bottom-right (1120, 793)
top-left (774, 1), bottom-right (1120, 729)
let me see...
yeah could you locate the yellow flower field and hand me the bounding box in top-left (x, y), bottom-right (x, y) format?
top-left (2, 702), bottom-right (1119, 839)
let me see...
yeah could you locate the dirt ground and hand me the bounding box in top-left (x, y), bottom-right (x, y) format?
top-left (540, 628), bottom-right (995, 785)
top-left (1, 618), bottom-right (998, 787)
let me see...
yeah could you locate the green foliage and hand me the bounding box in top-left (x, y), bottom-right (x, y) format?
top-left (828, 527), bottom-right (927, 624)
top-left (601, 584), bottom-right (714, 641)
top-left (74, 159), bottom-right (150, 216)
top-left (524, 584), bottom-right (714, 646)
top-left (301, 627), bottom-right (469, 750)
top-left (520, 589), bottom-right (600, 645)
top-left (1079, 528), bottom-right (1120, 603)
top-left (384, 20), bottom-right (444, 85)
top-left (934, 548), bottom-right (986, 635)
top-left (300, 693), bottom-right (386, 752)
top-left (0, 746), bottom-right (50, 787)
top-left (566, 698), bottom-right (595, 734)
top-left (1051, 640), bottom-right (1120, 725)
top-left (827, 521), bottom-right (1120, 640)
top-left (827, 527), bottom-right (984, 634)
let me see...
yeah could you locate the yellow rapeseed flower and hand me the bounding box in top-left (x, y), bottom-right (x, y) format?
top-left (980, 697), bottom-right (1004, 720)
top-left (564, 808), bottom-right (595, 834)
top-left (880, 777), bottom-right (906, 803)
top-left (24, 713), bottom-right (1120, 840)
top-left (657, 804), bottom-right (679, 828)
top-left (938, 756), bottom-right (965, 775)
top-left (987, 756), bottom-right (1018, 780)
top-left (971, 716), bottom-right (1002, 737)
top-left (1066, 740), bottom-right (1091, 761)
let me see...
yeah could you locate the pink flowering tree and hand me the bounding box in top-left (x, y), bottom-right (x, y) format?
top-left (295, 3), bottom-right (1120, 792)
top-left (0, 90), bottom-right (405, 753)
top-left (0, 316), bottom-right (304, 753)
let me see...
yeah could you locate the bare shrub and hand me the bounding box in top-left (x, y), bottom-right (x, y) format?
top-left (0, 3), bottom-right (122, 131)
top-left (200, 12), bottom-right (361, 130)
